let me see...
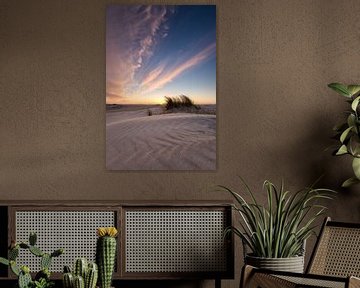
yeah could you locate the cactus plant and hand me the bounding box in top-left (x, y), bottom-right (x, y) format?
top-left (96, 227), bottom-right (118, 288)
top-left (0, 232), bottom-right (63, 288)
top-left (63, 260), bottom-right (98, 288)
top-left (74, 275), bottom-right (85, 288)
top-left (85, 262), bottom-right (98, 288)
top-left (74, 258), bottom-right (88, 279)
top-left (19, 267), bottom-right (32, 288)
top-left (63, 272), bottom-right (74, 288)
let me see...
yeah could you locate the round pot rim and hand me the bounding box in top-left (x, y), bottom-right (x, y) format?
top-left (245, 254), bottom-right (304, 260)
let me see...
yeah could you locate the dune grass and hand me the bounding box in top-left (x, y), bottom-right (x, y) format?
top-left (164, 95), bottom-right (200, 110)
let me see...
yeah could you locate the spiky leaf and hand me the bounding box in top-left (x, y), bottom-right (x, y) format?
top-left (218, 179), bottom-right (335, 258)
top-left (328, 83), bottom-right (351, 97)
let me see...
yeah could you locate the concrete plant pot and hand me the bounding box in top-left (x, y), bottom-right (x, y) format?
top-left (245, 254), bottom-right (305, 273)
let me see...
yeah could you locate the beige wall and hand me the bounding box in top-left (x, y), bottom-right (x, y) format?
top-left (1, 0), bottom-right (360, 287)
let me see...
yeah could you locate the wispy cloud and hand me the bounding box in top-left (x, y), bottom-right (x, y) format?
top-left (141, 64), bottom-right (166, 86)
top-left (106, 5), bottom-right (173, 103)
top-left (140, 43), bottom-right (216, 93)
top-left (106, 5), bottom-right (216, 104)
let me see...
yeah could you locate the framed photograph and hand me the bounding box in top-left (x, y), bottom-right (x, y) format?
top-left (106, 5), bottom-right (216, 170)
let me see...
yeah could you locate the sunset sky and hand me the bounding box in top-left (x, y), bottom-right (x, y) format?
top-left (106, 5), bottom-right (216, 105)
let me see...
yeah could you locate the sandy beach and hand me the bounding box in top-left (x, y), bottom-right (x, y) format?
top-left (106, 106), bottom-right (216, 170)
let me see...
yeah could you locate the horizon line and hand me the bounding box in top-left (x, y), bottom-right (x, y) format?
top-left (106, 103), bottom-right (217, 106)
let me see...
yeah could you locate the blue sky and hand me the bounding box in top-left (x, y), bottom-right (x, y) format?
top-left (106, 5), bottom-right (216, 105)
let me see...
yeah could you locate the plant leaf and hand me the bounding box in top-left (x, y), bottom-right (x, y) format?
top-left (352, 157), bottom-right (360, 179)
top-left (342, 177), bottom-right (360, 188)
top-left (347, 85), bottom-right (360, 97)
top-left (336, 145), bottom-right (348, 155)
top-left (328, 83), bottom-right (351, 97)
top-left (0, 257), bottom-right (9, 266)
top-left (352, 96), bottom-right (360, 111)
top-left (347, 114), bottom-right (356, 128)
top-left (340, 126), bottom-right (353, 143)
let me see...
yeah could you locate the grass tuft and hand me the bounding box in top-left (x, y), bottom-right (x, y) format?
top-left (164, 95), bottom-right (200, 110)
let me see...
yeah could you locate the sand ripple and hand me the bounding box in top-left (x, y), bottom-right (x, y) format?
top-left (106, 110), bottom-right (216, 170)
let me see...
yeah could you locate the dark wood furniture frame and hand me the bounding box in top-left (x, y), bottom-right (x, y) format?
top-left (241, 217), bottom-right (360, 288)
top-left (0, 201), bottom-right (234, 288)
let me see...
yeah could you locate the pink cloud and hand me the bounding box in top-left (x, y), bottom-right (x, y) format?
top-left (141, 64), bottom-right (166, 86)
top-left (106, 5), bottom-right (172, 103)
top-left (141, 43), bottom-right (216, 93)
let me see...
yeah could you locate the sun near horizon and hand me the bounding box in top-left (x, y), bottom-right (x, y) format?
top-left (106, 93), bottom-right (216, 106)
top-left (106, 5), bottom-right (216, 106)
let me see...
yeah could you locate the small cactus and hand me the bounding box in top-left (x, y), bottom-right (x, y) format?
top-left (63, 259), bottom-right (98, 288)
top-left (74, 258), bottom-right (88, 279)
top-left (96, 227), bottom-right (118, 288)
top-left (74, 275), bottom-right (85, 288)
top-left (0, 232), bottom-right (63, 288)
top-left (85, 263), bottom-right (98, 288)
top-left (63, 272), bottom-right (74, 288)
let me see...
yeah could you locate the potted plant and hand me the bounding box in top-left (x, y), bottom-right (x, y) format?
top-left (220, 178), bottom-right (334, 273)
top-left (328, 82), bottom-right (360, 187)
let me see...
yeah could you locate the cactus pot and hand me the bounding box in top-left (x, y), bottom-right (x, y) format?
top-left (245, 254), bottom-right (304, 273)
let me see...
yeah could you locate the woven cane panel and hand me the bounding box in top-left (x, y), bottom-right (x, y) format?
top-left (310, 226), bottom-right (360, 277)
top-left (125, 210), bottom-right (227, 273)
top-left (250, 273), bottom-right (297, 288)
top-left (15, 211), bottom-right (115, 272)
top-left (277, 275), bottom-right (345, 288)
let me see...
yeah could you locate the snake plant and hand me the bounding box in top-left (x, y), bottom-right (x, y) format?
top-left (328, 83), bottom-right (360, 187)
top-left (220, 178), bottom-right (335, 258)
